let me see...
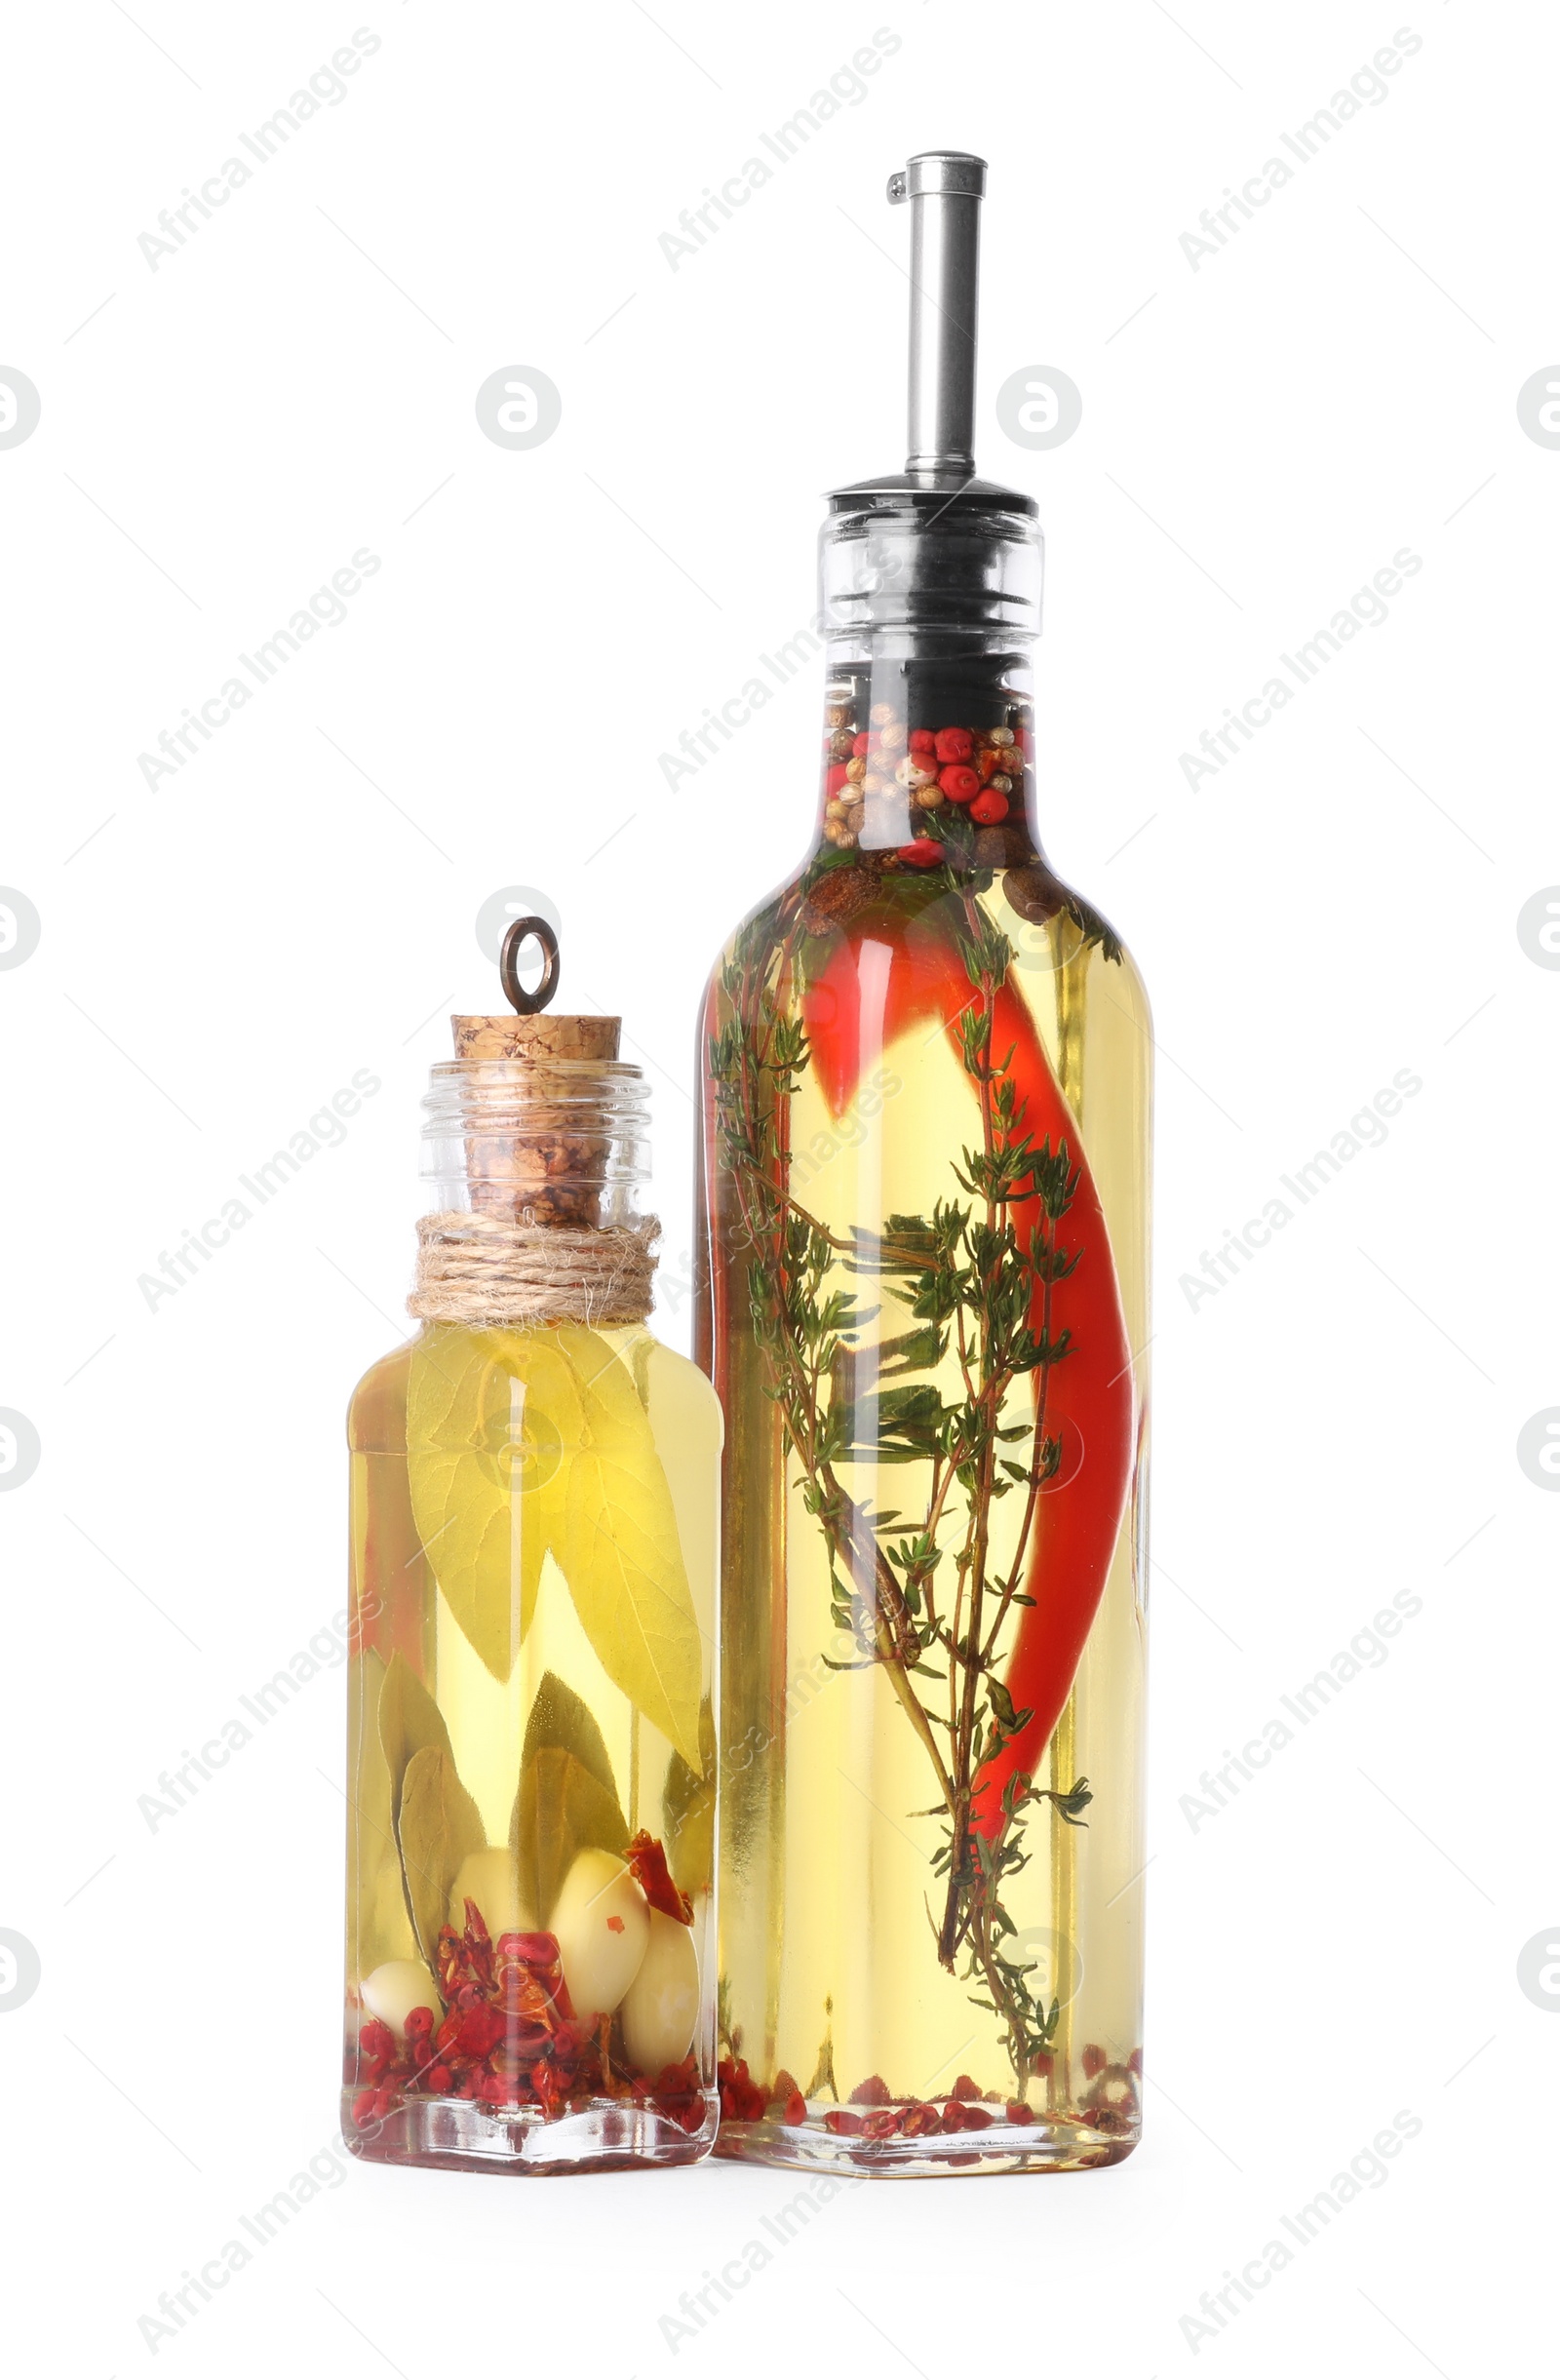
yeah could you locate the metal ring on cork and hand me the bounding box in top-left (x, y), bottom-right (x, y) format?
top-left (498, 916), bottom-right (560, 1016)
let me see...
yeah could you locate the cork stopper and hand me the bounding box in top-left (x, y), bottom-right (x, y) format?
top-left (451, 1012), bottom-right (620, 1062)
top-left (448, 917), bottom-right (629, 1229)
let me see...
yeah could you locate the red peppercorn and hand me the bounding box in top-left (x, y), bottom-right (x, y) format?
top-left (934, 726), bottom-right (973, 763)
top-left (908, 727), bottom-right (937, 754)
top-left (494, 1931), bottom-right (559, 1963)
top-left (896, 839), bottom-right (944, 868)
top-left (939, 764), bottom-right (980, 803)
top-left (358, 2017), bottom-right (395, 2063)
top-left (427, 2063), bottom-right (452, 2094)
top-left (825, 762), bottom-right (851, 798)
top-left (970, 789), bottom-right (1009, 824)
top-left (456, 2004), bottom-right (507, 2059)
top-left (351, 2087), bottom-right (378, 2127)
top-left (403, 2007), bottom-right (434, 2039)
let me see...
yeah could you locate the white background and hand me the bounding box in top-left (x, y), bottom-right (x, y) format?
top-left (1, 1), bottom-right (1552, 2372)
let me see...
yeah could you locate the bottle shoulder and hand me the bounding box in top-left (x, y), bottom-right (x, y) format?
top-left (347, 1322), bottom-right (722, 1452)
top-left (702, 857), bottom-right (1150, 1017)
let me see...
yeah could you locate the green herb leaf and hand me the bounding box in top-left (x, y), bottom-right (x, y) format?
top-left (520, 1669), bottom-right (621, 1803)
top-left (374, 1652), bottom-right (456, 1959)
top-left (511, 1747), bottom-right (628, 1925)
top-left (397, 1742), bottom-right (486, 1966)
top-left (662, 1697), bottom-right (717, 1897)
top-left (377, 1649), bottom-right (452, 1804)
top-left (554, 1328), bottom-right (706, 1774)
top-left (406, 1326), bottom-right (584, 1683)
top-left (508, 1670), bottom-right (629, 1924)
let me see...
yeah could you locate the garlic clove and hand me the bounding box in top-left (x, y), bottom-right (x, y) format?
top-left (448, 1846), bottom-right (535, 1937)
top-left (620, 1908), bottom-right (700, 2074)
top-left (361, 1958), bottom-right (439, 2041)
top-left (549, 1849), bottom-right (650, 2019)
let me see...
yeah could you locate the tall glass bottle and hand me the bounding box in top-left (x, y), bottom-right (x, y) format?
top-left (696, 155), bottom-right (1150, 2172)
top-left (344, 934), bottom-right (722, 2173)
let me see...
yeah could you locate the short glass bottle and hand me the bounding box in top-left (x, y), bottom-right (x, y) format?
top-left (343, 1001), bottom-right (722, 2173)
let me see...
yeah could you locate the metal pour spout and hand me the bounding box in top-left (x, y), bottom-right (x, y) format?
top-left (887, 150), bottom-right (987, 479)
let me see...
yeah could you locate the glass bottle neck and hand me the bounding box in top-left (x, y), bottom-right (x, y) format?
top-left (812, 641), bottom-right (1040, 869)
top-left (421, 1057), bottom-right (650, 1229)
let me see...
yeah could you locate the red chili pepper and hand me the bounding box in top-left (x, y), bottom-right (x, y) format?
top-left (896, 839), bottom-right (944, 869)
top-left (852, 731), bottom-right (873, 758)
top-left (825, 762), bottom-right (851, 797)
top-left (624, 1829), bottom-right (694, 1923)
top-left (799, 911), bottom-right (1134, 1834)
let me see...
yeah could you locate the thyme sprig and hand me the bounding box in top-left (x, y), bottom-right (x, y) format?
top-left (710, 883), bottom-right (1092, 2087)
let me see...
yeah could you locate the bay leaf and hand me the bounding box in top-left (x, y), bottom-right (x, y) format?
top-left (377, 1649), bottom-right (452, 1809)
top-left (374, 1651), bottom-right (453, 1957)
top-left (553, 1328), bottom-right (706, 1775)
top-left (520, 1669), bottom-right (622, 1805)
top-left (397, 1742), bottom-right (486, 1966)
top-left (407, 1325), bottom-right (582, 1682)
top-left (662, 1697), bottom-right (717, 1897)
top-left (349, 1651), bottom-right (415, 1970)
top-left (511, 1745), bottom-right (628, 1926)
top-left (510, 1672), bottom-right (626, 1921)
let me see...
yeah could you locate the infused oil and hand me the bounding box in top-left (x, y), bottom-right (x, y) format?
top-left (697, 154), bottom-right (1152, 2172)
top-left (343, 944), bottom-right (722, 2173)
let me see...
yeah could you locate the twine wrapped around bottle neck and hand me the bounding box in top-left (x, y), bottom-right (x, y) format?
top-left (409, 1209), bottom-right (659, 1327)
top-left (407, 1009), bottom-right (658, 1330)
